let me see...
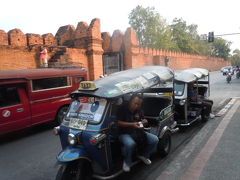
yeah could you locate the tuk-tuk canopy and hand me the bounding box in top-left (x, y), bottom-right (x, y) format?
top-left (73, 66), bottom-right (174, 98)
top-left (175, 68), bottom-right (209, 83)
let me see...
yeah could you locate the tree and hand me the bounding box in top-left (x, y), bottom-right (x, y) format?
top-left (210, 38), bottom-right (231, 60)
top-left (170, 18), bottom-right (210, 54)
top-left (128, 6), bottom-right (176, 49)
top-left (128, 6), bottom-right (232, 59)
top-left (230, 49), bottom-right (240, 65)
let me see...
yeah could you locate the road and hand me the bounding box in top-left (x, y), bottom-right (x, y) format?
top-left (0, 71), bottom-right (240, 180)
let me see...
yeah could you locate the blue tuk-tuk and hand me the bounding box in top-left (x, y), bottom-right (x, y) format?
top-left (53, 66), bottom-right (179, 180)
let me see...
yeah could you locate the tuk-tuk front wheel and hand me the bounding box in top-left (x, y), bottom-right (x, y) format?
top-left (56, 106), bottom-right (69, 124)
top-left (55, 160), bottom-right (92, 180)
top-left (158, 132), bottom-right (171, 157)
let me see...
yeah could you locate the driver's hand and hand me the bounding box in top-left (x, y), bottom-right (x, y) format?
top-left (141, 119), bottom-right (148, 126)
top-left (132, 122), bottom-right (141, 128)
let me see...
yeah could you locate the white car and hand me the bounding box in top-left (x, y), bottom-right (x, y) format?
top-left (221, 66), bottom-right (233, 75)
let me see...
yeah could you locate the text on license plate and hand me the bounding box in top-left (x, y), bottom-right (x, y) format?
top-left (69, 118), bottom-right (88, 130)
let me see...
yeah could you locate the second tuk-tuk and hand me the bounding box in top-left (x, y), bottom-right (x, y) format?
top-left (174, 68), bottom-right (213, 126)
top-left (53, 66), bottom-right (179, 180)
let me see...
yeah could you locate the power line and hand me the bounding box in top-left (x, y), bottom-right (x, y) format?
top-left (215, 33), bottom-right (240, 37)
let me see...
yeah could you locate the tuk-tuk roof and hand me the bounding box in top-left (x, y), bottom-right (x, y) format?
top-left (73, 66), bottom-right (174, 98)
top-left (175, 68), bottom-right (209, 83)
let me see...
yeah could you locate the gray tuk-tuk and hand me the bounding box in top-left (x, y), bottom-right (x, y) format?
top-left (174, 68), bottom-right (212, 126)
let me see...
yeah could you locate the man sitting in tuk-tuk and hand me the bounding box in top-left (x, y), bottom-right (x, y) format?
top-left (117, 94), bottom-right (159, 172)
top-left (188, 83), bottom-right (213, 120)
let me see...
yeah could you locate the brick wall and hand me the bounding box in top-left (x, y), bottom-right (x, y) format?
top-left (120, 28), bottom-right (230, 71)
top-left (0, 46), bottom-right (37, 70)
top-left (0, 18), bottom-right (230, 80)
top-left (0, 30), bottom-right (8, 45)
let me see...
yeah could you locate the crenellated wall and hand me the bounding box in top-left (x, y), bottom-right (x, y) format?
top-left (0, 18), bottom-right (230, 80)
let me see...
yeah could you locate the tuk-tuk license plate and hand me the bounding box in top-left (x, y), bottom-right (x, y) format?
top-left (69, 118), bottom-right (88, 130)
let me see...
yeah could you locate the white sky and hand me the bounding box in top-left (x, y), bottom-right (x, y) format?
top-left (1, 0), bottom-right (240, 51)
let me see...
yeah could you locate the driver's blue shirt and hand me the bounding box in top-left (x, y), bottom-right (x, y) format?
top-left (188, 88), bottom-right (196, 99)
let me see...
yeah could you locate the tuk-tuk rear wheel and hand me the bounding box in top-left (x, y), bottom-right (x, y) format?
top-left (158, 132), bottom-right (171, 157)
top-left (55, 160), bottom-right (92, 180)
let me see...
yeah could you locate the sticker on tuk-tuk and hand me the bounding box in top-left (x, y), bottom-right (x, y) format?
top-left (115, 81), bottom-right (131, 93)
top-left (116, 79), bottom-right (143, 93)
top-left (66, 98), bottom-right (107, 125)
top-left (136, 76), bottom-right (149, 88)
top-left (105, 88), bottom-right (122, 97)
top-left (128, 79), bottom-right (143, 91)
top-left (69, 118), bottom-right (88, 130)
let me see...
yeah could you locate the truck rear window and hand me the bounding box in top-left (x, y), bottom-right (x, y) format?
top-left (32, 77), bottom-right (71, 91)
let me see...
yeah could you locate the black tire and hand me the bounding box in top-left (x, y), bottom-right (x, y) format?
top-left (201, 109), bottom-right (209, 123)
top-left (55, 160), bottom-right (92, 180)
top-left (57, 106), bottom-right (69, 124)
top-left (158, 132), bottom-right (171, 157)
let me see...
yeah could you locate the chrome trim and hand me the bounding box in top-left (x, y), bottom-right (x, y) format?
top-left (31, 77), bottom-right (72, 92)
top-left (170, 127), bottom-right (179, 134)
top-left (159, 126), bottom-right (170, 138)
top-left (170, 121), bottom-right (177, 129)
top-left (30, 95), bottom-right (70, 103)
top-left (92, 161), bottom-right (139, 180)
top-left (177, 115), bottom-right (201, 126)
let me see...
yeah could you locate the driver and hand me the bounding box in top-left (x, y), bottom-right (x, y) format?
top-left (188, 83), bottom-right (213, 119)
top-left (117, 94), bottom-right (159, 172)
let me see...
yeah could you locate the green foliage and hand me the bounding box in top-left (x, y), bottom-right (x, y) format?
top-left (210, 38), bottom-right (231, 60)
top-left (230, 49), bottom-right (240, 65)
top-left (128, 6), bottom-right (231, 60)
top-left (128, 5), bottom-right (176, 49)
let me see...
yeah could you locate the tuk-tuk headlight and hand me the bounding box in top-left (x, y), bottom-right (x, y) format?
top-left (68, 133), bottom-right (77, 145)
top-left (179, 99), bottom-right (186, 106)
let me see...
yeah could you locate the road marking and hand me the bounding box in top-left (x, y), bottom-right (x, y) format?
top-left (181, 98), bottom-right (240, 180)
top-left (218, 98), bottom-right (226, 107)
top-left (216, 98), bottom-right (236, 116)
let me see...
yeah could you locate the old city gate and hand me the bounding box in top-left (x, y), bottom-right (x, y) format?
top-left (103, 52), bottom-right (124, 75)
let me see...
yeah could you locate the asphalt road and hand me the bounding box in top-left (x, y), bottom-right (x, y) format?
top-left (0, 71), bottom-right (240, 180)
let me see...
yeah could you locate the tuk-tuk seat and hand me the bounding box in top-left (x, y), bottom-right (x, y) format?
top-left (198, 86), bottom-right (208, 96)
top-left (142, 97), bottom-right (171, 126)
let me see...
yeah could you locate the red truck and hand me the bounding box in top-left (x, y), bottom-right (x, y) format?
top-left (0, 67), bottom-right (88, 135)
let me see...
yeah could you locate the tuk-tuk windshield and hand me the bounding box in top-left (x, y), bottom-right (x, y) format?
top-left (65, 97), bottom-right (107, 125)
top-left (174, 83), bottom-right (185, 96)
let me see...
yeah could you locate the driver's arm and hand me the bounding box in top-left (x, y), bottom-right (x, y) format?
top-left (118, 121), bottom-right (140, 128)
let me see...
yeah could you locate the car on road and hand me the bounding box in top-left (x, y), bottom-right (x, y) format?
top-left (221, 66), bottom-right (233, 75)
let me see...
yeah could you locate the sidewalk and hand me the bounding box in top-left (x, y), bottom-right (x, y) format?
top-left (182, 98), bottom-right (240, 180)
top-left (156, 97), bottom-right (240, 180)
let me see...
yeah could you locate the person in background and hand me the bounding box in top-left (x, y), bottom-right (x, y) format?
top-left (117, 94), bottom-right (159, 172)
top-left (40, 46), bottom-right (48, 68)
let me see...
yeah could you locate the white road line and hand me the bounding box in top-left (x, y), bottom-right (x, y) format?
top-left (216, 98), bottom-right (236, 116)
